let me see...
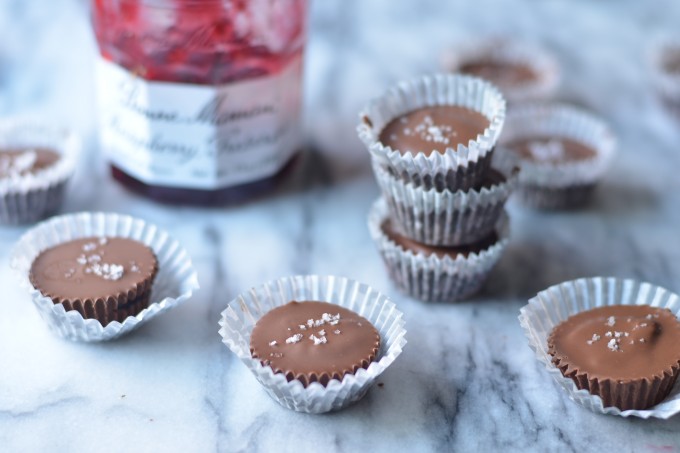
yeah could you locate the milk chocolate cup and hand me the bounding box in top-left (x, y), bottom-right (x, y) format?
top-left (519, 277), bottom-right (680, 419)
top-left (358, 73), bottom-right (506, 192)
top-left (219, 275), bottom-right (407, 414)
top-left (650, 36), bottom-right (680, 121)
top-left (10, 212), bottom-right (199, 341)
top-left (368, 198), bottom-right (509, 303)
top-left (0, 118), bottom-right (79, 225)
top-left (441, 37), bottom-right (560, 104)
top-left (373, 161), bottom-right (517, 246)
top-left (497, 103), bottom-right (615, 210)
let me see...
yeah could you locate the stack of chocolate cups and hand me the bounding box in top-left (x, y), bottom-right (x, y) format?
top-left (359, 74), bottom-right (514, 302)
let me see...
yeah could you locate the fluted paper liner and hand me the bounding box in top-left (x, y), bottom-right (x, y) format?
top-left (0, 117), bottom-right (79, 225)
top-left (10, 212), bottom-right (199, 341)
top-left (373, 161), bottom-right (517, 246)
top-left (519, 277), bottom-right (680, 419)
top-left (368, 198), bottom-right (509, 302)
top-left (219, 275), bottom-right (407, 414)
top-left (441, 38), bottom-right (559, 103)
top-left (358, 73), bottom-right (506, 192)
top-left (650, 36), bottom-right (680, 120)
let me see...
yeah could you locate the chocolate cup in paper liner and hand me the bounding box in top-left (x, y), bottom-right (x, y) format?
top-left (368, 198), bottom-right (509, 303)
top-left (0, 118), bottom-right (79, 225)
top-left (218, 275), bottom-right (407, 414)
top-left (358, 73), bottom-right (506, 192)
top-left (441, 37), bottom-right (559, 104)
top-left (650, 36), bottom-right (680, 121)
top-left (519, 277), bottom-right (680, 418)
top-left (497, 103), bottom-right (615, 209)
top-left (10, 212), bottom-right (199, 342)
top-left (29, 257), bottom-right (158, 327)
top-left (373, 161), bottom-right (517, 246)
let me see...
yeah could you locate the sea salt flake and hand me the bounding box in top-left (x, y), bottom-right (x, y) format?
top-left (607, 339), bottom-right (619, 351)
top-left (309, 334), bottom-right (327, 345)
top-left (528, 140), bottom-right (565, 162)
top-left (587, 334), bottom-right (601, 345)
top-left (285, 334), bottom-right (303, 344)
top-left (307, 319), bottom-right (314, 328)
top-left (76, 255), bottom-right (87, 265)
top-left (334, 330), bottom-right (341, 334)
top-left (269, 340), bottom-right (277, 346)
top-left (298, 324), bottom-right (307, 330)
top-left (606, 316), bottom-right (616, 327)
top-left (82, 242), bottom-right (98, 252)
top-left (98, 237), bottom-right (108, 245)
top-left (318, 330), bottom-right (325, 336)
top-left (270, 352), bottom-right (283, 358)
top-left (639, 338), bottom-right (646, 343)
top-left (605, 331), bottom-right (613, 337)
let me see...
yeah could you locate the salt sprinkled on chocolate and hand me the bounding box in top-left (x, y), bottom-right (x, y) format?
top-left (334, 330), bottom-right (341, 335)
top-left (285, 334), bottom-right (303, 344)
top-left (269, 340), bottom-right (277, 346)
top-left (309, 334), bottom-right (327, 345)
top-left (607, 338), bottom-right (620, 351)
top-left (606, 316), bottom-right (616, 327)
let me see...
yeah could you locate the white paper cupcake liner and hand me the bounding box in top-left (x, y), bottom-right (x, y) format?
top-left (373, 161), bottom-right (517, 246)
top-left (497, 103), bottom-right (615, 208)
top-left (519, 277), bottom-right (680, 419)
top-left (368, 198), bottom-right (509, 302)
top-left (218, 275), bottom-right (407, 414)
top-left (441, 37), bottom-right (560, 103)
top-left (9, 212), bottom-right (199, 341)
top-left (358, 73), bottom-right (506, 192)
top-left (649, 36), bottom-right (680, 120)
top-left (0, 117), bottom-right (80, 225)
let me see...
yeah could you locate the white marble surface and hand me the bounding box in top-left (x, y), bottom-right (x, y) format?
top-left (2, 0), bottom-right (680, 451)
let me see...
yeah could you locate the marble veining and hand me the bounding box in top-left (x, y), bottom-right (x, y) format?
top-left (2, 0), bottom-right (680, 451)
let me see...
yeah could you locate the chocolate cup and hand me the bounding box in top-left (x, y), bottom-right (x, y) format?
top-left (374, 162), bottom-right (516, 246)
top-left (29, 242), bottom-right (159, 327)
top-left (368, 198), bottom-right (509, 303)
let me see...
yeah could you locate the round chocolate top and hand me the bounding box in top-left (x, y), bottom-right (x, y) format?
top-left (506, 136), bottom-right (596, 164)
top-left (382, 220), bottom-right (497, 259)
top-left (0, 148), bottom-right (60, 179)
top-left (548, 305), bottom-right (680, 381)
top-left (459, 60), bottom-right (537, 89)
top-left (250, 301), bottom-right (381, 386)
top-left (379, 106), bottom-right (490, 156)
top-left (29, 237), bottom-right (157, 302)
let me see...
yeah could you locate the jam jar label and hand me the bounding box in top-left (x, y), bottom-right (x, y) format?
top-left (95, 56), bottom-right (303, 190)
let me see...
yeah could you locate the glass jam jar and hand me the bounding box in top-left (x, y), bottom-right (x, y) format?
top-left (91, 0), bottom-right (307, 204)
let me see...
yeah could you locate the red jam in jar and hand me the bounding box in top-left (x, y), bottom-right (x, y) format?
top-left (91, 0), bottom-right (307, 204)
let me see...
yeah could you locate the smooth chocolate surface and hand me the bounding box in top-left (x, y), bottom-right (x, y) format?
top-left (250, 301), bottom-right (380, 386)
top-left (548, 305), bottom-right (680, 381)
top-left (379, 106), bottom-right (490, 156)
top-left (30, 237), bottom-right (157, 302)
top-left (459, 60), bottom-right (537, 89)
top-left (506, 136), bottom-right (596, 164)
top-left (0, 148), bottom-right (60, 179)
top-left (382, 219), bottom-right (498, 258)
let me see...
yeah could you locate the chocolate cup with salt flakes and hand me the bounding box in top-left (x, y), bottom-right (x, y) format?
top-left (497, 103), bottom-right (615, 210)
top-left (519, 277), bottom-right (680, 419)
top-left (368, 198), bottom-right (509, 303)
top-left (373, 160), bottom-right (517, 247)
top-left (10, 212), bottom-right (199, 342)
top-left (358, 73), bottom-right (506, 192)
top-left (219, 275), bottom-right (406, 414)
top-left (441, 38), bottom-right (559, 104)
top-left (650, 36), bottom-right (680, 121)
top-left (0, 118), bottom-right (79, 225)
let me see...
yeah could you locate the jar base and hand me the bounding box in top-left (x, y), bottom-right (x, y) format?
top-left (110, 153), bottom-right (302, 206)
